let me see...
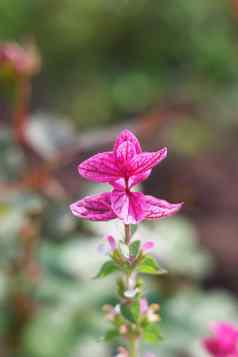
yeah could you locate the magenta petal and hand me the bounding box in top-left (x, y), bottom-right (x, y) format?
top-left (114, 129), bottom-right (142, 155)
top-left (129, 147), bottom-right (167, 175)
top-left (144, 195), bottom-right (183, 219)
top-left (203, 338), bottom-right (221, 355)
top-left (142, 240), bottom-right (156, 252)
top-left (128, 169), bottom-right (152, 188)
top-left (115, 141), bottom-right (137, 169)
top-left (78, 151), bottom-right (120, 183)
top-left (106, 235), bottom-right (117, 252)
top-left (70, 192), bottom-right (116, 221)
top-left (111, 189), bottom-right (146, 224)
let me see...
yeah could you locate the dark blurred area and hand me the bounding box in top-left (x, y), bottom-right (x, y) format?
top-left (0, 1), bottom-right (238, 356)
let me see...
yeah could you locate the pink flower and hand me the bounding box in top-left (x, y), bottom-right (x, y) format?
top-left (70, 130), bottom-right (183, 224)
top-left (140, 298), bottom-right (149, 314)
top-left (106, 235), bottom-right (117, 252)
top-left (203, 322), bottom-right (238, 356)
top-left (0, 42), bottom-right (40, 76)
top-left (142, 240), bottom-right (156, 253)
top-left (115, 346), bottom-right (129, 357)
top-left (97, 235), bottom-right (117, 255)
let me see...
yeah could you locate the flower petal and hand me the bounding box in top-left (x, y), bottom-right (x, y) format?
top-left (70, 192), bottom-right (116, 221)
top-left (106, 235), bottom-right (117, 252)
top-left (144, 195), bottom-right (183, 219)
top-left (115, 141), bottom-right (137, 169)
top-left (142, 240), bottom-right (156, 252)
top-left (203, 338), bottom-right (220, 355)
top-left (128, 170), bottom-right (151, 188)
top-left (79, 152), bottom-right (120, 183)
top-left (114, 129), bottom-right (142, 155)
top-left (129, 147), bottom-right (167, 176)
top-left (111, 189), bottom-right (146, 224)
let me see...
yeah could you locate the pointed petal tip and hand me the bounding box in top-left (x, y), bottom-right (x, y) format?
top-left (144, 195), bottom-right (183, 220)
top-left (78, 151), bottom-right (120, 183)
top-left (114, 128), bottom-right (142, 155)
top-left (162, 146), bottom-right (168, 156)
top-left (69, 202), bottom-right (85, 217)
top-left (69, 192), bottom-right (116, 221)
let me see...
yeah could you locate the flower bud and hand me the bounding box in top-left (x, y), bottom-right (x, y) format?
top-left (142, 240), bottom-right (156, 253)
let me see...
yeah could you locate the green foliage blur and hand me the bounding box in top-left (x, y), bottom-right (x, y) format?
top-left (1, 0), bottom-right (238, 128)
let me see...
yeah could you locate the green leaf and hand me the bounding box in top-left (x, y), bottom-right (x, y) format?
top-left (121, 301), bottom-right (140, 323)
top-left (117, 278), bottom-right (125, 298)
top-left (130, 301), bottom-right (140, 322)
top-left (131, 225), bottom-right (138, 236)
top-left (137, 255), bottom-right (167, 275)
top-left (95, 261), bottom-right (119, 278)
top-left (143, 323), bottom-right (163, 343)
top-left (129, 240), bottom-right (141, 257)
top-left (103, 328), bottom-right (119, 341)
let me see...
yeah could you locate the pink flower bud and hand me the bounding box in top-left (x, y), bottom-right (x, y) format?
top-left (106, 235), bottom-right (116, 252)
top-left (140, 298), bottom-right (149, 314)
top-left (119, 324), bottom-right (128, 335)
top-left (142, 240), bottom-right (156, 253)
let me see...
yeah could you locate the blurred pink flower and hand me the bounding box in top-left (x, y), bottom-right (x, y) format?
top-left (106, 235), bottom-right (117, 252)
top-left (142, 240), bottom-right (156, 253)
top-left (70, 130), bottom-right (183, 224)
top-left (116, 346), bottom-right (129, 357)
top-left (203, 322), bottom-right (238, 356)
top-left (0, 42), bottom-right (40, 76)
top-left (140, 298), bottom-right (149, 314)
top-left (97, 235), bottom-right (117, 255)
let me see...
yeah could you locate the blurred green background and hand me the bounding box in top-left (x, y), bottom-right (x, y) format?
top-left (0, 1), bottom-right (238, 356)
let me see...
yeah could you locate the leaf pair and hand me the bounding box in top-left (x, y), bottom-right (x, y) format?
top-left (95, 254), bottom-right (167, 279)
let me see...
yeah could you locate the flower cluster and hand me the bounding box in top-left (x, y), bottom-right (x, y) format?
top-left (203, 322), bottom-right (238, 357)
top-left (71, 129), bottom-right (182, 224)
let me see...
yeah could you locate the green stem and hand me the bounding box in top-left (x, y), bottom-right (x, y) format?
top-left (124, 224), bottom-right (139, 357)
top-left (129, 337), bottom-right (139, 357)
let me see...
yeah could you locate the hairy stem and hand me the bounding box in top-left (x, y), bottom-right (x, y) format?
top-left (124, 224), bottom-right (139, 357)
top-left (124, 224), bottom-right (131, 245)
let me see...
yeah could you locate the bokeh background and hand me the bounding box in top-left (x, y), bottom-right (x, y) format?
top-left (0, 1), bottom-right (238, 356)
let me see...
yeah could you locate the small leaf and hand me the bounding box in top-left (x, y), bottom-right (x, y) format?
top-left (130, 301), bottom-right (140, 321)
top-left (131, 225), bottom-right (138, 236)
top-left (137, 255), bottom-right (167, 275)
top-left (103, 328), bottom-right (119, 341)
top-left (121, 301), bottom-right (140, 323)
top-left (143, 323), bottom-right (163, 343)
top-left (117, 277), bottom-right (126, 298)
top-left (129, 240), bottom-right (141, 257)
top-left (95, 260), bottom-right (119, 278)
